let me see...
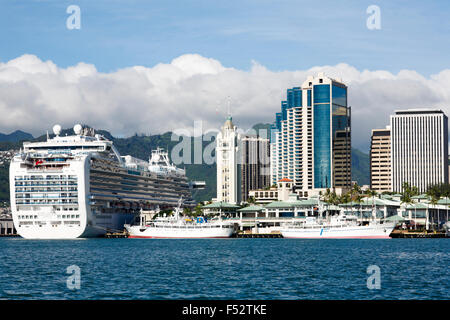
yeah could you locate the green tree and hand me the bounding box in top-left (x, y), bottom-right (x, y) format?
top-left (247, 196), bottom-right (256, 204)
top-left (351, 183), bottom-right (363, 222)
top-left (401, 182), bottom-right (418, 229)
top-left (323, 188), bottom-right (331, 204)
top-left (365, 188), bottom-right (378, 220)
top-left (426, 186), bottom-right (441, 231)
top-left (339, 192), bottom-right (351, 205)
top-left (322, 189), bottom-right (332, 220)
top-left (427, 183), bottom-right (450, 198)
top-left (191, 204), bottom-right (203, 218)
top-left (428, 194), bottom-right (439, 231)
top-left (183, 207), bottom-right (192, 216)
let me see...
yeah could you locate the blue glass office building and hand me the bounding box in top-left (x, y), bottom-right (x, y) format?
top-left (270, 73), bottom-right (351, 193)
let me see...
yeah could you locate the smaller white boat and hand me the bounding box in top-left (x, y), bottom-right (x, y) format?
top-left (280, 215), bottom-right (396, 239)
top-left (124, 198), bottom-right (235, 238)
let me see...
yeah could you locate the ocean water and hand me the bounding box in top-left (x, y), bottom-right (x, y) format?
top-left (0, 238), bottom-right (449, 300)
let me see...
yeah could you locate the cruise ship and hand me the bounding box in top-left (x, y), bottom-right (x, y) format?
top-left (9, 124), bottom-right (195, 239)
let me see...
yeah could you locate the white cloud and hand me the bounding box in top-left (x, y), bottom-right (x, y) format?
top-left (0, 53), bottom-right (449, 151)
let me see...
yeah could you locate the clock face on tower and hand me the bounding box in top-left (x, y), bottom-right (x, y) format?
top-left (223, 151), bottom-right (228, 160)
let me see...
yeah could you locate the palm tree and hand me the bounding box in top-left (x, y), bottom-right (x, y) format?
top-left (426, 187), bottom-right (440, 231)
top-left (429, 195), bottom-right (439, 231)
top-left (323, 188), bottom-right (331, 203)
top-left (401, 182), bottom-right (416, 229)
top-left (351, 183), bottom-right (363, 223)
top-left (401, 196), bottom-right (413, 229)
top-left (411, 186), bottom-right (419, 230)
top-left (337, 192), bottom-right (349, 216)
top-left (183, 207), bottom-right (192, 217)
top-left (193, 203), bottom-right (203, 218)
top-left (366, 188), bottom-right (378, 221)
top-left (356, 193), bottom-right (364, 223)
top-left (323, 188), bottom-right (331, 221)
top-left (340, 192), bottom-right (350, 205)
top-left (348, 191), bottom-right (356, 219)
top-left (323, 188), bottom-right (340, 220)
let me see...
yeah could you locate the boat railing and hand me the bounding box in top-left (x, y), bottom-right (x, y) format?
top-left (283, 222), bottom-right (361, 229)
top-left (229, 217), bottom-right (306, 221)
top-left (148, 223), bottom-right (230, 229)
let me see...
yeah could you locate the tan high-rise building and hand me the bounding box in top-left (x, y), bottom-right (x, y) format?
top-left (370, 127), bottom-right (391, 192)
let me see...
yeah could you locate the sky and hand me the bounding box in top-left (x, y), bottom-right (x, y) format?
top-left (0, 0), bottom-right (449, 151)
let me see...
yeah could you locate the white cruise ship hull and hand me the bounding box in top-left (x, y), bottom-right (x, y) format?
top-left (16, 224), bottom-right (104, 239)
top-left (125, 225), bottom-right (234, 238)
top-left (281, 223), bottom-right (395, 239)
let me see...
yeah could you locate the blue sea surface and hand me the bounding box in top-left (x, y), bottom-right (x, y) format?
top-left (0, 238), bottom-right (449, 300)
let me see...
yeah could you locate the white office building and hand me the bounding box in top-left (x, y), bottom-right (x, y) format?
top-left (390, 109), bottom-right (448, 192)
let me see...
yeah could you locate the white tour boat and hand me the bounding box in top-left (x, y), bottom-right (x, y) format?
top-left (280, 215), bottom-right (396, 239)
top-left (125, 198), bottom-right (235, 238)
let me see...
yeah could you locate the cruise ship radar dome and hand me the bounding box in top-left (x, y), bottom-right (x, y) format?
top-left (73, 124), bottom-right (82, 135)
top-left (52, 124), bottom-right (62, 136)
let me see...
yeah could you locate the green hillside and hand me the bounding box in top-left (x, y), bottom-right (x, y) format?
top-left (0, 129), bottom-right (217, 202)
top-left (351, 148), bottom-right (370, 185)
top-left (0, 130), bottom-right (33, 142)
top-left (0, 166), bottom-right (9, 201)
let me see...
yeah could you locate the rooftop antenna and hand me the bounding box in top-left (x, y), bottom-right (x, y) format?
top-left (227, 96), bottom-right (231, 119)
top-left (214, 99), bottom-right (221, 115)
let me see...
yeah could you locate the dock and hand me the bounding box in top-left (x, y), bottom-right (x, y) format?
top-left (104, 231), bottom-right (129, 238)
top-left (0, 217), bottom-right (17, 237)
top-left (102, 229), bottom-right (448, 239)
top-left (390, 230), bottom-right (447, 238)
top-left (234, 232), bottom-right (283, 238)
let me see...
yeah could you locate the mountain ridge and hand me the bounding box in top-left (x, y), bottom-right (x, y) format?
top-left (0, 130), bottom-right (34, 143)
top-left (0, 126), bottom-right (370, 202)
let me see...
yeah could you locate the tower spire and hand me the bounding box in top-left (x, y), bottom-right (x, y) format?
top-left (227, 96), bottom-right (231, 120)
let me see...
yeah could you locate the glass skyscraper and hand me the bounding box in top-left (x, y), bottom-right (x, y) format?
top-left (270, 73), bottom-right (351, 195)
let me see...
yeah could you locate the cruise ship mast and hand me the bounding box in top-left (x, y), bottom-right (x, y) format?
top-left (174, 196), bottom-right (184, 221)
top-left (148, 147), bottom-right (185, 176)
